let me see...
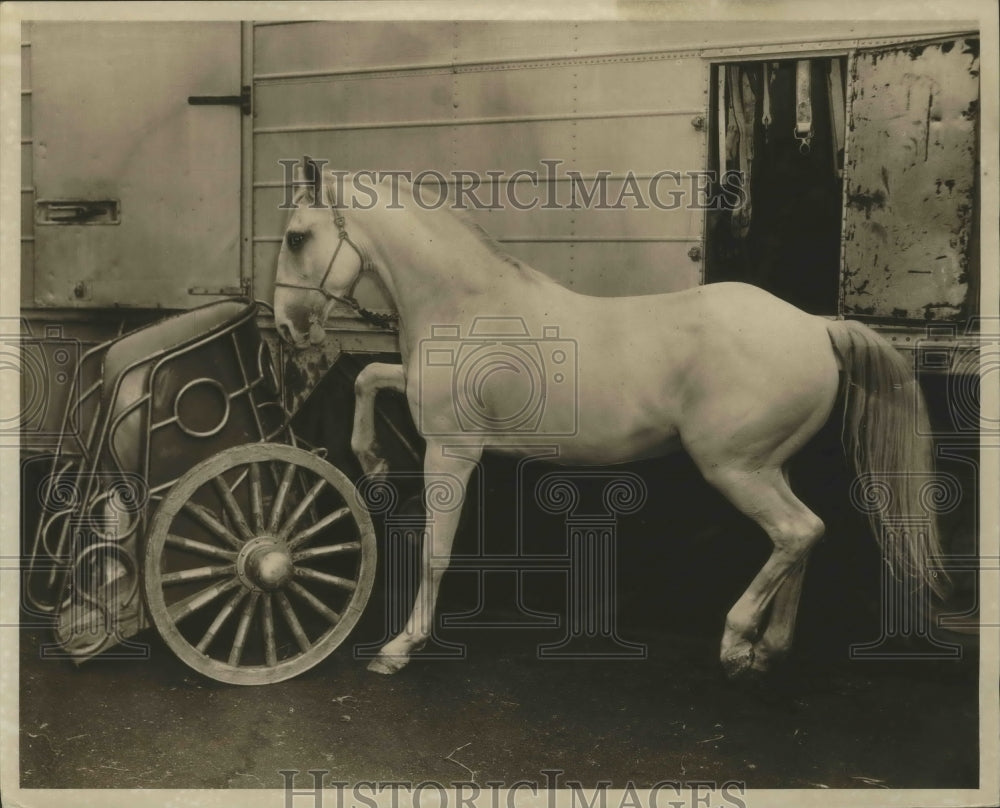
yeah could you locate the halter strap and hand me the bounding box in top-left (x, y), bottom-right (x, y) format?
top-left (273, 205), bottom-right (399, 329)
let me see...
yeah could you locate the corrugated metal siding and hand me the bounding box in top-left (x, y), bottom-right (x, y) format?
top-left (21, 27), bottom-right (33, 305)
top-left (252, 21), bottom-right (710, 307)
top-left (841, 37), bottom-right (979, 321)
top-left (252, 20), bottom-right (972, 76)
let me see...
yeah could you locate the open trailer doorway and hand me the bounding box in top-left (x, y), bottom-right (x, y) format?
top-left (705, 56), bottom-right (847, 315)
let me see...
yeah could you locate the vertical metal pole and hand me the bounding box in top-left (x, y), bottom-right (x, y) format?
top-left (240, 22), bottom-right (254, 300)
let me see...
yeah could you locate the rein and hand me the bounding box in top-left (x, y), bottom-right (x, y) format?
top-left (274, 206), bottom-right (400, 330)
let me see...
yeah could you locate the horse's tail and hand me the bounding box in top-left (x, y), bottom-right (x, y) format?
top-left (826, 319), bottom-right (949, 599)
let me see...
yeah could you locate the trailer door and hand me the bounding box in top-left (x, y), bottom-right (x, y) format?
top-left (29, 23), bottom-right (243, 308)
top-left (840, 36), bottom-right (979, 322)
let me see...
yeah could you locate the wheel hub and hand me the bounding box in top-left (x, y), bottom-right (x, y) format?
top-left (237, 536), bottom-right (293, 591)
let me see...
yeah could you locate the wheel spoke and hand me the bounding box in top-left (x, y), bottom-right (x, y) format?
top-left (294, 566), bottom-right (357, 593)
top-left (212, 476), bottom-right (255, 542)
top-left (166, 533), bottom-right (237, 562)
top-left (168, 577), bottom-right (242, 623)
top-left (229, 591), bottom-right (261, 666)
top-left (276, 478), bottom-right (328, 542)
top-left (292, 469), bottom-right (321, 535)
top-left (288, 580), bottom-right (342, 625)
top-left (267, 462), bottom-right (298, 534)
top-left (195, 588), bottom-right (247, 653)
top-left (292, 541), bottom-right (361, 563)
top-left (249, 462), bottom-right (265, 534)
top-left (146, 443), bottom-right (377, 684)
top-left (182, 501), bottom-right (243, 550)
top-left (161, 564), bottom-right (236, 586)
top-left (287, 506), bottom-right (351, 550)
top-left (275, 591), bottom-right (311, 654)
top-left (262, 593), bottom-right (278, 667)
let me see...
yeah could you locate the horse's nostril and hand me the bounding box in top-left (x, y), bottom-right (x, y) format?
top-left (276, 322), bottom-right (294, 344)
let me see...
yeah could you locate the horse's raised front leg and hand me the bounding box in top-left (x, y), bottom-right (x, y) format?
top-left (702, 465), bottom-right (824, 679)
top-left (350, 362), bottom-right (406, 478)
top-left (367, 442), bottom-right (481, 674)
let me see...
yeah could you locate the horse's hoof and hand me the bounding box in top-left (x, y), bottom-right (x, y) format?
top-left (367, 654), bottom-right (408, 675)
top-left (721, 645), bottom-right (756, 680)
top-left (358, 452), bottom-right (390, 480)
top-left (750, 644), bottom-right (786, 675)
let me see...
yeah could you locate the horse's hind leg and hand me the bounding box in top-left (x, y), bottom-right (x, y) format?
top-left (702, 465), bottom-right (824, 679)
top-left (752, 562), bottom-right (807, 673)
top-left (751, 468), bottom-right (813, 672)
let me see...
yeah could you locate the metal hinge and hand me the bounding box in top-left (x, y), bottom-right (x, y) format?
top-left (188, 85), bottom-right (252, 116)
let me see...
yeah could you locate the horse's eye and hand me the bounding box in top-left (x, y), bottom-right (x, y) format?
top-left (287, 232), bottom-right (307, 251)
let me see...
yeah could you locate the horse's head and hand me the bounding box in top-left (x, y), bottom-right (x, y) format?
top-left (273, 158), bottom-right (367, 347)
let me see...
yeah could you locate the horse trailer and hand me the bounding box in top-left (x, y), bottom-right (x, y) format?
top-left (9, 14), bottom-right (986, 680)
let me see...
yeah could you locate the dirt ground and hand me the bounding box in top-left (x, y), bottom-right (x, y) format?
top-left (20, 615), bottom-right (978, 790)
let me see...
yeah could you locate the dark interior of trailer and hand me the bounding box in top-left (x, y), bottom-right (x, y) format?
top-left (705, 57), bottom-right (848, 316)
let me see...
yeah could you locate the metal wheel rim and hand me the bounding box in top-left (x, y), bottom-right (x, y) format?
top-left (144, 443), bottom-right (376, 685)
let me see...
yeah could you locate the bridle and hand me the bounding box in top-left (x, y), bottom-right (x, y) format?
top-left (273, 205), bottom-right (399, 329)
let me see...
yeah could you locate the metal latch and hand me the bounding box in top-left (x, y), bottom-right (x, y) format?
top-left (188, 85), bottom-right (252, 116)
top-left (36, 199), bottom-right (120, 225)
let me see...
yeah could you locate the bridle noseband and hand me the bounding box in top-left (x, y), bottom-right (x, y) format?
top-left (274, 205), bottom-right (399, 329)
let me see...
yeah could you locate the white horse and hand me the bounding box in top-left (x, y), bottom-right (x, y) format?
top-left (273, 160), bottom-right (945, 678)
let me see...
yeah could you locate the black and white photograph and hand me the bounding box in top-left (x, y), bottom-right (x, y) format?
top-left (1, 2), bottom-right (997, 808)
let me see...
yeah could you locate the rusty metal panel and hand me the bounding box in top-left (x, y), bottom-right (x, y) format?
top-left (841, 37), bottom-right (979, 321)
top-left (30, 23), bottom-right (242, 309)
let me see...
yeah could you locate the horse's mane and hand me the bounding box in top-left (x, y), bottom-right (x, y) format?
top-left (451, 211), bottom-right (525, 271)
top-left (314, 170), bottom-right (550, 283)
top-left (391, 177), bottom-right (542, 280)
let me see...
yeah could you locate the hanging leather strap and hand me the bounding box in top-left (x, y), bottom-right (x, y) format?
top-left (795, 60), bottom-right (813, 153)
top-left (827, 59), bottom-right (846, 176)
top-left (728, 66), bottom-right (757, 238)
top-left (761, 63), bottom-right (774, 141)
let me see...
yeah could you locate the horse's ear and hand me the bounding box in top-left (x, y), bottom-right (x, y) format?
top-left (290, 156), bottom-right (323, 205)
top-left (303, 156), bottom-right (324, 204)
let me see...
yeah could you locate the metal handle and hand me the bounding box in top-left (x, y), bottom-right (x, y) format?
top-left (188, 85), bottom-right (251, 116)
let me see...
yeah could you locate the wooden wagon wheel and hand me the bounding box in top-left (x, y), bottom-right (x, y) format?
top-left (144, 443), bottom-right (376, 685)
